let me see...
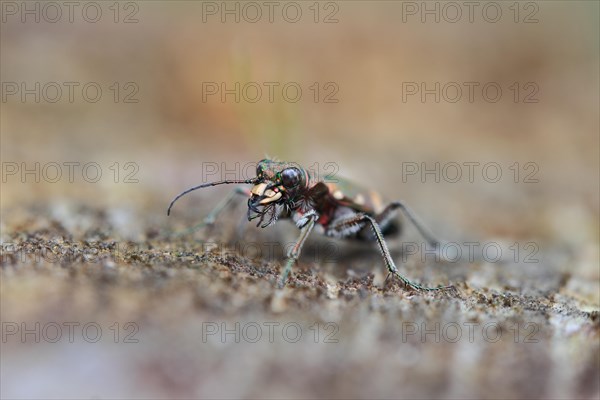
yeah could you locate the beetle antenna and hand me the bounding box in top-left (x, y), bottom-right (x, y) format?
top-left (167, 178), bottom-right (257, 216)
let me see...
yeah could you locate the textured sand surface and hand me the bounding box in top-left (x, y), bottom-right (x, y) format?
top-left (1, 202), bottom-right (598, 399)
top-left (1, 2), bottom-right (599, 398)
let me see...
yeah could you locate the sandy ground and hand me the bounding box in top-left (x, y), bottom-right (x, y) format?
top-left (1, 1), bottom-right (599, 399)
top-left (1, 198), bottom-right (598, 399)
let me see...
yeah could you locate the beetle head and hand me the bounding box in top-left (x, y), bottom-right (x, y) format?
top-left (167, 158), bottom-right (309, 228)
top-left (247, 159), bottom-right (309, 227)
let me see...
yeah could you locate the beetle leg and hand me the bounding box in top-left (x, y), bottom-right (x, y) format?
top-left (278, 211), bottom-right (318, 288)
top-left (170, 186), bottom-right (250, 238)
top-left (327, 214), bottom-right (453, 292)
top-left (205, 187), bottom-right (251, 225)
top-left (382, 201), bottom-right (441, 246)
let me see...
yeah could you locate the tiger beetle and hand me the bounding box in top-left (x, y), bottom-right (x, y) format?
top-left (167, 159), bottom-right (454, 292)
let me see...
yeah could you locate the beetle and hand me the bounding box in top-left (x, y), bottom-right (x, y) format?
top-left (167, 159), bottom-right (454, 292)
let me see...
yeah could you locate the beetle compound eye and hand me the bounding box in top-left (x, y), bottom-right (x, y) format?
top-left (281, 168), bottom-right (301, 188)
top-left (256, 161), bottom-right (266, 177)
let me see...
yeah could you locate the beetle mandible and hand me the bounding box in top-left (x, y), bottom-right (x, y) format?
top-left (167, 159), bottom-right (454, 292)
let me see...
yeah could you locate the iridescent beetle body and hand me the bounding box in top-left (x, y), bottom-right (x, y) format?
top-left (168, 159), bottom-right (453, 292)
top-left (314, 176), bottom-right (396, 235)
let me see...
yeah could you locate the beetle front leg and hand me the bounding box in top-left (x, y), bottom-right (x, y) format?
top-left (205, 187), bottom-right (252, 225)
top-left (278, 211), bottom-right (318, 288)
top-left (328, 214), bottom-right (453, 292)
top-left (170, 186), bottom-right (250, 238)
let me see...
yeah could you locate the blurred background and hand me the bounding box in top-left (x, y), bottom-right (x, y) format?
top-left (1, 1), bottom-right (598, 239)
top-left (1, 1), bottom-right (599, 399)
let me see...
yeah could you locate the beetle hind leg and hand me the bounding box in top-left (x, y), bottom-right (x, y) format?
top-left (357, 205), bottom-right (401, 241)
top-left (372, 201), bottom-right (441, 246)
top-left (327, 214), bottom-right (452, 292)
